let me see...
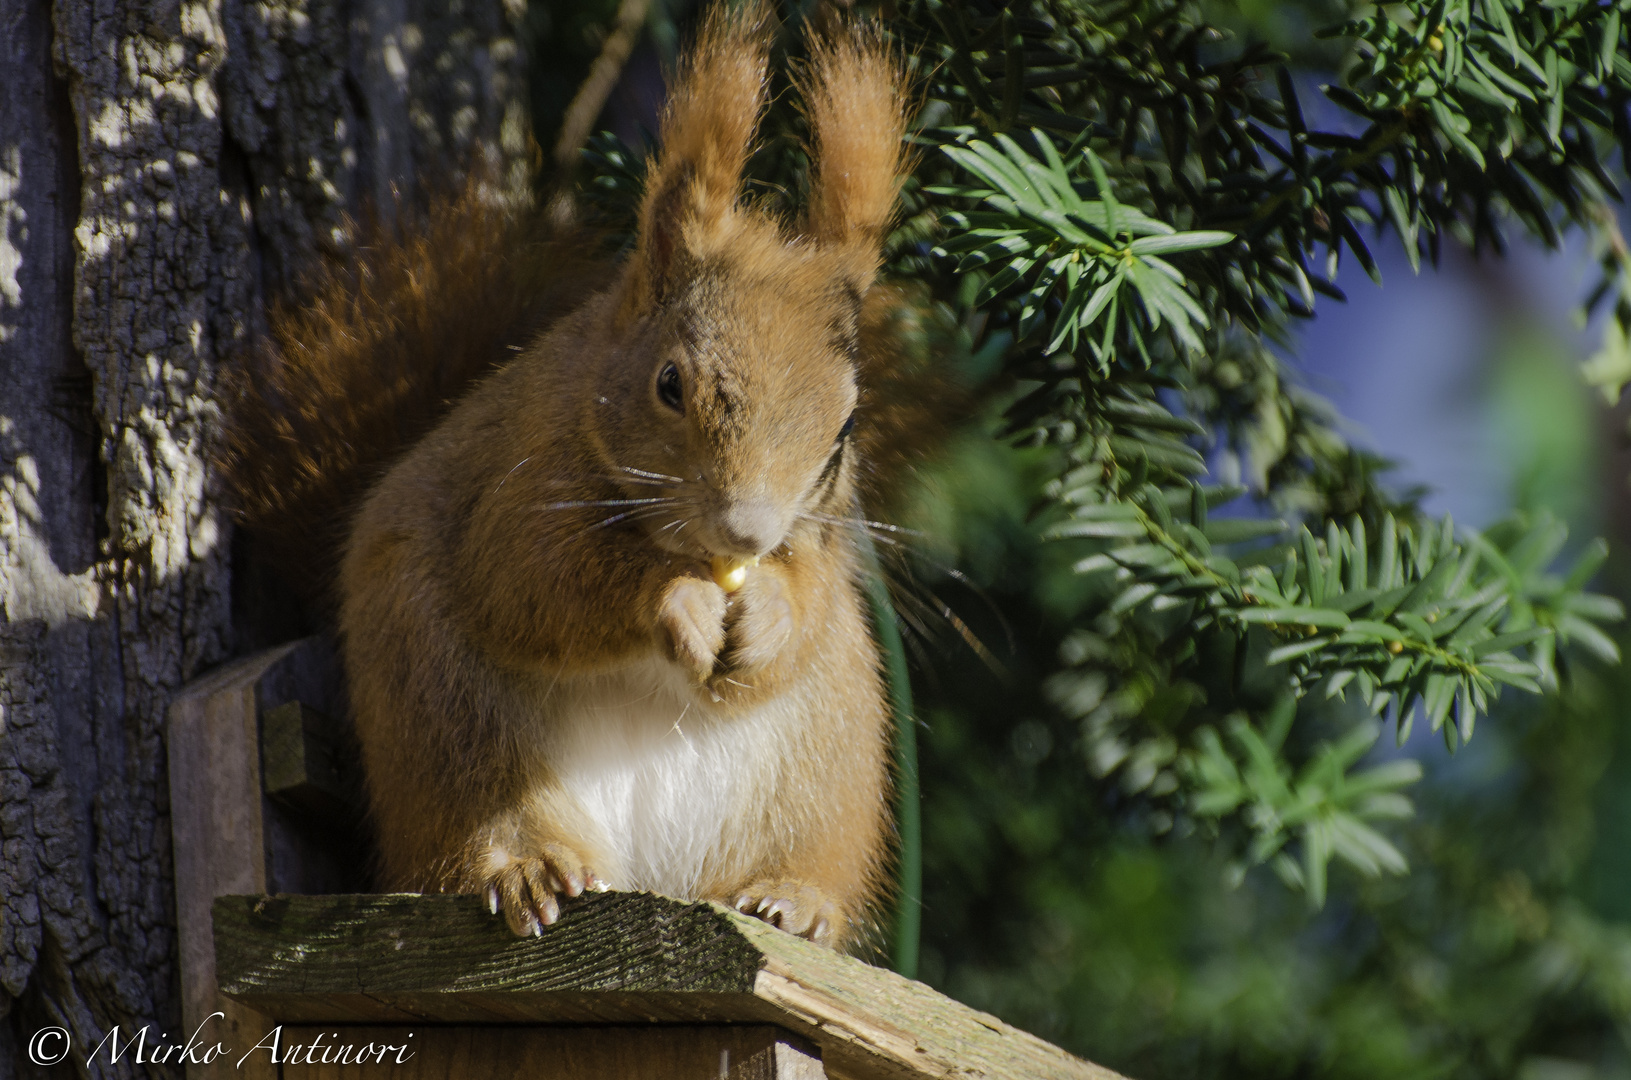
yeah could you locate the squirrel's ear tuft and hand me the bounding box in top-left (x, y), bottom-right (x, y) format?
top-left (800, 24), bottom-right (911, 281)
top-left (626, 1), bottom-right (774, 310)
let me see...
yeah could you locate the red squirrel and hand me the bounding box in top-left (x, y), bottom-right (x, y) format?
top-left (227, 4), bottom-right (916, 950)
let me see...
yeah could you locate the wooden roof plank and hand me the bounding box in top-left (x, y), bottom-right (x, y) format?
top-left (214, 892), bottom-right (1124, 1080)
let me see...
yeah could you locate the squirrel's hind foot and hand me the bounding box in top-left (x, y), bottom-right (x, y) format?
top-left (731, 879), bottom-right (842, 949)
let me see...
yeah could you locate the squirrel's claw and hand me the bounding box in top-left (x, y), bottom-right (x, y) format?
top-left (478, 842), bottom-right (595, 938)
top-left (730, 879), bottom-right (842, 948)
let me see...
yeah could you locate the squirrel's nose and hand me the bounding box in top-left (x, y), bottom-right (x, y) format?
top-left (717, 501), bottom-right (783, 557)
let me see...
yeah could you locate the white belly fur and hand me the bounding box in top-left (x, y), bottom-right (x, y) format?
top-left (533, 656), bottom-right (794, 898)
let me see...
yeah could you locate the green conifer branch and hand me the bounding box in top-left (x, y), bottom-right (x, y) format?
top-left (578, 0), bottom-right (1631, 898)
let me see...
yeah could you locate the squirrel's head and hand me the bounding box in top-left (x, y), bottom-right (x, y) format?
top-left (590, 4), bottom-right (909, 562)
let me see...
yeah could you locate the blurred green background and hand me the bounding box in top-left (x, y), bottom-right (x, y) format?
top-left (527, 1), bottom-right (1631, 1075)
top-left (897, 284), bottom-right (1631, 1077)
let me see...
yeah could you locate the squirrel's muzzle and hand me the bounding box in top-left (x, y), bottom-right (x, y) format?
top-left (716, 499), bottom-right (785, 558)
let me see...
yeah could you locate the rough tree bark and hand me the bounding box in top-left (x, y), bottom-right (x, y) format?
top-left (0, 0), bottom-right (530, 1075)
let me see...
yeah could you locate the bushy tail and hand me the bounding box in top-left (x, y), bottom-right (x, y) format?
top-left (219, 186), bottom-right (613, 608)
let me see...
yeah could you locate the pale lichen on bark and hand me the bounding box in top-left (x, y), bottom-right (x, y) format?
top-left (24, 1), bottom-right (241, 1071)
top-left (221, 0), bottom-right (531, 292)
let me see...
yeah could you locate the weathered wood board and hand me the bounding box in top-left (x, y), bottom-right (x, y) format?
top-left (215, 892), bottom-right (1126, 1080)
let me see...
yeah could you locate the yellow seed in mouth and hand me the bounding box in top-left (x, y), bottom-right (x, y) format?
top-left (711, 556), bottom-right (759, 593)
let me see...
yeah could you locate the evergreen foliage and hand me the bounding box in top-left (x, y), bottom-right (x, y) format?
top-left (578, 0), bottom-right (1629, 900)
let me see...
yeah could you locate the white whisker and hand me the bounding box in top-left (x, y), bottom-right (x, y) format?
top-left (795, 510), bottom-right (922, 545)
top-left (546, 497), bottom-right (679, 510)
top-left (494, 456), bottom-right (532, 493)
top-left (587, 505), bottom-right (679, 531)
top-left (618, 465), bottom-right (685, 484)
top-left (857, 518), bottom-right (923, 536)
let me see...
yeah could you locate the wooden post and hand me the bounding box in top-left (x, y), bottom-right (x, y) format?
top-left (166, 638), bottom-right (355, 1080)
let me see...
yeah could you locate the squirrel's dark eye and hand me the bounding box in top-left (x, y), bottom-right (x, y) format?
top-left (838, 411), bottom-right (855, 441)
top-left (656, 363), bottom-right (684, 411)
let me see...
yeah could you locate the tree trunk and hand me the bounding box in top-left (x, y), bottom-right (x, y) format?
top-left (0, 0), bottom-right (529, 1074)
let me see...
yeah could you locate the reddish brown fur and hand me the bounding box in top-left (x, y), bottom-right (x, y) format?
top-left (219, 187), bottom-right (613, 607)
top-left (621, 2), bottom-right (772, 319)
top-left (335, 6), bottom-right (914, 951)
top-left (801, 26), bottom-right (912, 251)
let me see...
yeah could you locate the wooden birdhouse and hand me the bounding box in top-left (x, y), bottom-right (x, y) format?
top-left (167, 640), bottom-right (1124, 1079)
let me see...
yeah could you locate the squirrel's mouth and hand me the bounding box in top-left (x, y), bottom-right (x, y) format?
top-left (631, 490), bottom-right (794, 570)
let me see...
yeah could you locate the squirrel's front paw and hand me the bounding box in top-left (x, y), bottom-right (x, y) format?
top-left (478, 841), bottom-right (603, 937)
top-left (659, 575), bottom-right (728, 682)
top-left (732, 879), bottom-right (842, 948)
top-left (717, 569), bottom-right (795, 678)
